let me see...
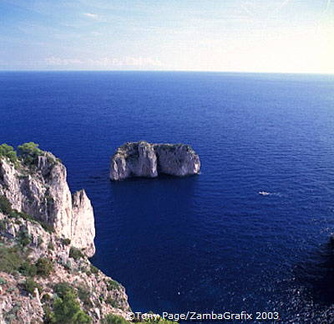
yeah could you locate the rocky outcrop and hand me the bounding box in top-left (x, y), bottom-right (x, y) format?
top-left (71, 190), bottom-right (95, 257)
top-left (154, 144), bottom-right (201, 177)
top-left (0, 211), bottom-right (130, 324)
top-left (0, 143), bottom-right (131, 323)
top-left (0, 149), bottom-right (95, 257)
top-left (110, 141), bottom-right (200, 180)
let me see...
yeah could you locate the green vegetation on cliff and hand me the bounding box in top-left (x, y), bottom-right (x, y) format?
top-left (0, 246), bottom-right (22, 273)
top-left (0, 144), bottom-right (17, 165)
top-left (0, 195), bottom-right (12, 215)
top-left (0, 142), bottom-right (43, 166)
top-left (45, 283), bottom-right (91, 324)
top-left (0, 219), bottom-right (93, 323)
top-left (17, 142), bottom-right (43, 166)
top-left (0, 142), bottom-right (59, 168)
top-left (0, 242), bottom-right (54, 277)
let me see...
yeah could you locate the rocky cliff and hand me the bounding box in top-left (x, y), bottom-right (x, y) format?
top-left (110, 141), bottom-right (200, 181)
top-left (0, 143), bottom-right (131, 323)
top-left (0, 210), bottom-right (130, 324)
top-left (0, 144), bottom-right (95, 257)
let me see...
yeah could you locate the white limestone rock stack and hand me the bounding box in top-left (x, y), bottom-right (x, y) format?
top-left (110, 141), bottom-right (201, 180)
top-left (0, 150), bottom-right (95, 257)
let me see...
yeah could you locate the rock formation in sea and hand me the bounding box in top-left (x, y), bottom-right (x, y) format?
top-left (0, 143), bottom-right (131, 323)
top-left (110, 141), bottom-right (201, 180)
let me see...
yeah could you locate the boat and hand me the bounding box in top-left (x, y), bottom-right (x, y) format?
top-left (259, 191), bottom-right (270, 196)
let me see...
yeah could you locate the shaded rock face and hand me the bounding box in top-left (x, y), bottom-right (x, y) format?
top-left (110, 141), bottom-right (200, 180)
top-left (0, 152), bottom-right (95, 257)
top-left (154, 144), bottom-right (201, 176)
top-left (110, 142), bottom-right (157, 180)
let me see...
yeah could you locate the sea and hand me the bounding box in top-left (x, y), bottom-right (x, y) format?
top-left (1, 71), bottom-right (334, 323)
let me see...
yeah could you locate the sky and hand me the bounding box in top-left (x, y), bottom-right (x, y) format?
top-left (0, 0), bottom-right (333, 73)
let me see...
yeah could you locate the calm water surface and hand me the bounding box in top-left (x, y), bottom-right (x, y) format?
top-left (1, 71), bottom-right (334, 322)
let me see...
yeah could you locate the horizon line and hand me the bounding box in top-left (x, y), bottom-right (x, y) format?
top-left (0, 69), bottom-right (333, 76)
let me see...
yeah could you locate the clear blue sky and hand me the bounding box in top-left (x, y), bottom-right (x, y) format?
top-left (1, 0), bottom-right (333, 73)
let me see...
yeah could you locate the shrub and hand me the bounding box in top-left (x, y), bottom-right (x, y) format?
top-left (0, 277), bottom-right (7, 285)
top-left (43, 305), bottom-right (56, 324)
top-left (36, 257), bottom-right (53, 276)
top-left (105, 296), bottom-right (118, 307)
top-left (40, 222), bottom-right (54, 233)
top-left (18, 230), bottom-right (31, 247)
top-left (48, 242), bottom-right (55, 251)
top-left (101, 314), bottom-right (129, 324)
top-left (0, 219), bottom-right (7, 231)
top-left (37, 237), bottom-right (43, 246)
top-left (4, 313), bottom-right (16, 322)
top-left (53, 290), bottom-right (91, 324)
top-left (12, 210), bottom-right (34, 222)
top-left (63, 260), bottom-right (72, 271)
top-left (77, 286), bottom-right (92, 307)
top-left (62, 238), bottom-right (71, 246)
top-left (90, 265), bottom-right (99, 275)
top-left (17, 142), bottom-right (42, 166)
top-left (19, 261), bottom-right (37, 276)
top-left (0, 144), bottom-right (18, 164)
top-left (54, 282), bottom-right (75, 298)
top-left (69, 247), bottom-right (84, 260)
top-left (106, 279), bottom-right (120, 291)
top-left (0, 195), bottom-right (12, 215)
top-left (23, 277), bottom-right (41, 295)
top-left (0, 246), bottom-right (22, 273)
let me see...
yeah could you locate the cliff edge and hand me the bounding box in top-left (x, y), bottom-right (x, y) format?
top-left (0, 143), bottom-right (131, 323)
top-left (110, 141), bottom-right (200, 181)
top-left (0, 142), bottom-right (95, 257)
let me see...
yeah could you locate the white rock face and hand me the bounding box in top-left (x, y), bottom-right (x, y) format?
top-left (110, 141), bottom-right (200, 180)
top-left (71, 189), bottom-right (95, 257)
top-left (110, 141), bottom-right (157, 180)
top-left (0, 152), bottom-right (95, 257)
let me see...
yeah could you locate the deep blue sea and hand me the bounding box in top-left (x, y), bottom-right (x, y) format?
top-left (1, 71), bottom-right (334, 322)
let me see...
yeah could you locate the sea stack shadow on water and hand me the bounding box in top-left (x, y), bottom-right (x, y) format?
top-left (110, 141), bottom-right (201, 181)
